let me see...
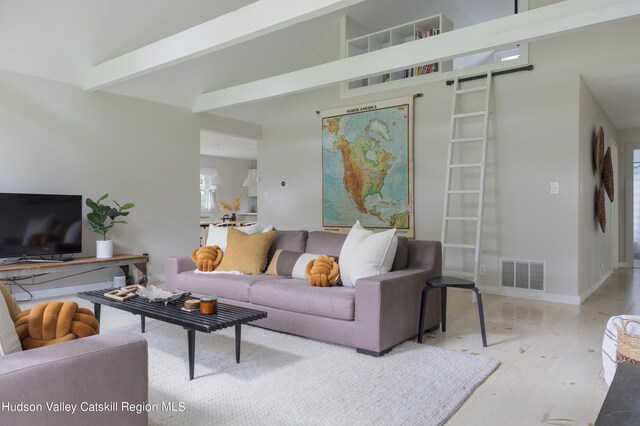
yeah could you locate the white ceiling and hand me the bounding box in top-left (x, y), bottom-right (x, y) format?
top-left (200, 130), bottom-right (257, 160)
top-left (583, 64), bottom-right (640, 131)
top-left (0, 0), bottom-right (258, 86)
top-left (2, 0), bottom-right (639, 146)
top-left (0, 1), bottom-right (511, 113)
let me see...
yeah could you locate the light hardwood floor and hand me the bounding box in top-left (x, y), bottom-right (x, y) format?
top-left (426, 269), bottom-right (639, 426)
top-left (16, 270), bottom-right (633, 425)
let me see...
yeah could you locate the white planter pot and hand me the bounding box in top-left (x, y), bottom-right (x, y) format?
top-left (96, 240), bottom-right (114, 259)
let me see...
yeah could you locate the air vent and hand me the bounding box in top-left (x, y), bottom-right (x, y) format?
top-left (501, 258), bottom-right (545, 291)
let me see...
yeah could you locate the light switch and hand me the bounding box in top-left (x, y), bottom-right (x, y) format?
top-left (550, 182), bottom-right (559, 194)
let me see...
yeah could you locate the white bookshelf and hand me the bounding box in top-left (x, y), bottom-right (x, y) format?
top-left (345, 13), bottom-right (453, 91)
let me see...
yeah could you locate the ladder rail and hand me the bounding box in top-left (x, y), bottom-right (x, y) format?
top-left (440, 77), bottom-right (460, 271)
top-left (441, 72), bottom-right (491, 283)
top-left (473, 72), bottom-right (492, 284)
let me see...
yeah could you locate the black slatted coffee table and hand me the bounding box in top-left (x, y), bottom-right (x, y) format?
top-left (78, 290), bottom-right (267, 380)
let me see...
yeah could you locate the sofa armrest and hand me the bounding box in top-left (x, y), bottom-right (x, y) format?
top-left (355, 268), bottom-right (439, 353)
top-left (0, 332), bottom-right (148, 426)
top-left (407, 240), bottom-right (442, 273)
top-left (165, 256), bottom-right (196, 292)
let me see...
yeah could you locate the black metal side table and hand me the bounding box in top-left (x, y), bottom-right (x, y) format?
top-left (417, 276), bottom-right (487, 347)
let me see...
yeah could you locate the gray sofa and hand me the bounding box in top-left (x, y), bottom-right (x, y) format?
top-left (165, 230), bottom-right (442, 356)
top-left (0, 332), bottom-right (148, 426)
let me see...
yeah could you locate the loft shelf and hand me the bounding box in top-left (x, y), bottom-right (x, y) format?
top-left (344, 13), bottom-right (453, 92)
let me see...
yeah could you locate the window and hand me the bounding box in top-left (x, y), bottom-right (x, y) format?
top-left (495, 46), bottom-right (521, 62)
top-left (200, 168), bottom-right (218, 213)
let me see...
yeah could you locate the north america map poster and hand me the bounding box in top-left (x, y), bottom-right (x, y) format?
top-left (321, 96), bottom-right (414, 238)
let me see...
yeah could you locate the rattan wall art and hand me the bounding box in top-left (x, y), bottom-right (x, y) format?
top-left (594, 126), bottom-right (605, 177)
top-left (597, 182), bottom-right (606, 233)
top-left (593, 126), bottom-right (613, 233)
top-left (603, 146), bottom-right (614, 202)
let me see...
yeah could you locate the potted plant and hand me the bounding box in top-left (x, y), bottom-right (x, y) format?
top-left (86, 194), bottom-right (135, 258)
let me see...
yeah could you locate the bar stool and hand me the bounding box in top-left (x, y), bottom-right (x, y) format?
top-left (417, 276), bottom-right (487, 347)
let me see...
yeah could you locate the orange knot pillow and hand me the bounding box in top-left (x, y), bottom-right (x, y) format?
top-left (14, 301), bottom-right (99, 350)
top-left (191, 245), bottom-right (223, 272)
top-left (305, 256), bottom-right (340, 287)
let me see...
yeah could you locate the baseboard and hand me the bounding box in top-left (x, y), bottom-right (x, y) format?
top-left (8, 281), bottom-right (110, 303)
top-left (478, 269), bottom-right (614, 306)
top-left (477, 285), bottom-right (581, 305)
top-left (618, 262), bottom-right (632, 268)
top-left (579, 269), bottom-right (613, 304)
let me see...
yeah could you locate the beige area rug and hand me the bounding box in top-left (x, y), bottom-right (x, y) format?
top-left (95, 305), bottom-right (499, 426)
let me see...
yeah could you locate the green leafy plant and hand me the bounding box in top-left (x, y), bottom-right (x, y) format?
top-left (86, 193), bottom-right (135, 240)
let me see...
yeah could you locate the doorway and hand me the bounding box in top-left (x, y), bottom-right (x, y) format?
top-left (634, 148), bottom-right (640, 267)
top-left (199, 129), bottom-right (259, 220)
top-left (626, 144), bottom-right (640, 267)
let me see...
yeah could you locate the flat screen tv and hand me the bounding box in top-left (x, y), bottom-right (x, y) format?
top-left (0, 193), bottom-right (82, 259)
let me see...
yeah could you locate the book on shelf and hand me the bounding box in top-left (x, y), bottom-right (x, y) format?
top-left (415, 27), bottom-right (440, 40)
top-left (413, 62), bottom-right (439, 76)
top-left (346, 18), bottom-right (446, 88)
top-left (412, 26), bottom-right (441, 76)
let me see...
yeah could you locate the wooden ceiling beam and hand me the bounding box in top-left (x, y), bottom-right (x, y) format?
top-left (84, 0), bottom-right (366, 91)
top-left (193, 0), bottom-right (640, 112)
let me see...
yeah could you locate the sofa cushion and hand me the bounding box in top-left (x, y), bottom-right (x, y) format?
top-left (391, 236), bottom-right (409, 271)
top-left (249, 278), bottom-right (355, 321)
top-left (306, 231), bottom-right (347, 258)
top-left (270, 230), bottom-right (309, 253)
top-left (267, 230), bottom-right (309, 264)
top-left (173, 271), bottom-right (273, 302)
top-left (339, 221), bottom-right (397, 288)
top-left (216, 228), bottom-right (276, 275)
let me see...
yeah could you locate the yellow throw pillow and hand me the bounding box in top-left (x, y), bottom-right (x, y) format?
top-left (306, 256), bottom-right (340, 287)
top-left (216, 228), bottom-right (276, 275)
top-left (14, 301), bottom-right (99, 350)
top-left (191, 245), bottom-right (223, 272)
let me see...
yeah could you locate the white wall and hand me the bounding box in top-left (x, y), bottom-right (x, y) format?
top-left (620, 129), bottom-right (640, 144)
top-left (258, 17), bottom-right (640, 303)
top-left (577, 78), bottom-right (618, 300)
top-left (0, 69), bottom-right (256, 293)
top-left (200, 155), bottom-right (252, 217)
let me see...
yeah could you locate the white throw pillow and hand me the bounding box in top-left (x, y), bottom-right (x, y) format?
top-left (205, 223), bottom-right (271, 252)
top-left (206, 225), bottom-right (230, 251)
top-left (236, 223), bottom-right (262, 234)
top-left (0, 298), bottom-right (22, 356)
top-left (291, 253), bottom-right (322, 280)
top-left (338, 221), bottom-right (398, 288)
